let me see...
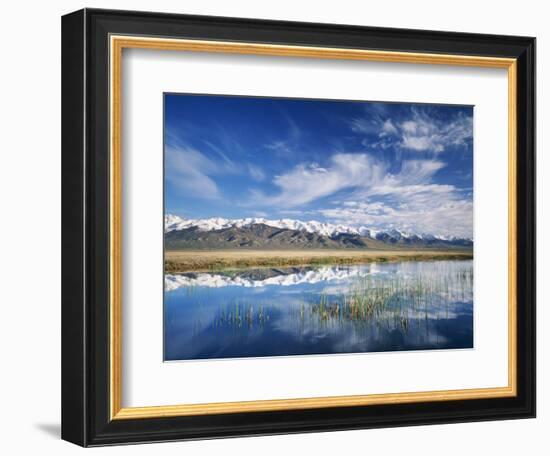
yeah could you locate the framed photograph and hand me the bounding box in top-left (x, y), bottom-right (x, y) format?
top-left (62, 8), bottom-right (536, 446)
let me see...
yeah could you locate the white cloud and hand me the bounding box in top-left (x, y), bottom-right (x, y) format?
top-left (165, 146), bottom-right (223, 199)
top-left (202, 140), bottom-right (237, 168)
top-left (249, 151), bottom-right (472, 238)
top-left (249, 153), bottom-right (447, 207)
top-left (322, 157), bottom-right (473, 237)
top-left (265, 140), bottom-right (293, 155)
top-left (399, 110), bottom-right (472, 153)
top-left (383, 159), bottom-right (445, 187)
top-left (250, 153), bottom-right (387, 207)
top-left (166, 143), bottom-right (267, 198)
top-left (350, 117), bottom-right (380, 135)
top-left (402, 135), bottom-right (444, 152)
top-left (354, 107), bottom-right (473, 154)
top-left (247, 163), bottom-right (266, 182)
top-left (319, 196), bottom-right (473, 239)
top-left (381, 119), bottom-right (398, 136)
top-left (264, 110), bottom-right (302, 155)
top-left (401, 120), bottom-right (418, 134)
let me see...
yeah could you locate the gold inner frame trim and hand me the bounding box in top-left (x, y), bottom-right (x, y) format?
top-left (109, 35), bottom-right (518, 421)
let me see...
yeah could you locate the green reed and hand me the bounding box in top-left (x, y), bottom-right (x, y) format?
top-left (212, 300), bottom-right (270, 329)
top-left (204, 262), bottom-right (472, 334)
top-left (305, 263), bottom-right (472, 330)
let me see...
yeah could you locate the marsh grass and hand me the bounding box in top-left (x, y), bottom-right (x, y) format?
top-left (211, 301), bottom-right (271, 330)
top-left (304, 265), bottom-right (473, 331)
top-left (200, 263), bottom-right (473, 337)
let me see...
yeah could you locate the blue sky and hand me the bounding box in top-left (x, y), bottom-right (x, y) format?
top-left (164, 94), bottom-right (473, 238)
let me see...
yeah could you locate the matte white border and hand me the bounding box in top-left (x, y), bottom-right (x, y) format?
top-left (121, 48), bottom-right (508, 407)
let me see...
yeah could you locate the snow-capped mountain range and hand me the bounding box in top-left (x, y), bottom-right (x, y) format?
top-left (164, 265), bottom-right (370, 291)
top-left (165, 214), bottom-right (472, 243)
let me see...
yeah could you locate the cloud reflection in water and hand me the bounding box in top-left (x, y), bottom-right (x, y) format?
top-left (164, 260), bottom-right (473, 361)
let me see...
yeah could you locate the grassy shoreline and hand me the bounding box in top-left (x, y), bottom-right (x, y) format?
top-left (165, 249), bottom-right (473, 273)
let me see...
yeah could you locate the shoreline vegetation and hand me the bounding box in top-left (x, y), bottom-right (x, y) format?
top-left (165, 249), bottom-right (473, 273)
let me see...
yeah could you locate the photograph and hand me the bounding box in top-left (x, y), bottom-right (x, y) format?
top-left (163, 94), bottom-right (475, 361)
top-left (55, 4), bottom-right (536, 449)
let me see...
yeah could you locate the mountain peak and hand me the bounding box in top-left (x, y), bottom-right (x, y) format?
top-left (164, 214), bottom-right (472, 244)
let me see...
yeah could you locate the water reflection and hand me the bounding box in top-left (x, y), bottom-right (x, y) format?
top-left (164, 260), bottom-right (473, 361)
top-left (165, 264), bottom-right (382, 290)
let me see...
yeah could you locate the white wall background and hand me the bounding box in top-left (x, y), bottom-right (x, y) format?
top-left (0, 1), bottom-right (545, 454)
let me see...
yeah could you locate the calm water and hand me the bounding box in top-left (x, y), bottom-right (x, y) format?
top-left (164, 260), bottom-right (473, 361)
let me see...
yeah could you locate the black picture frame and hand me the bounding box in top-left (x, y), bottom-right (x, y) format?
top-left (62, 8), bottom-right (536, 447)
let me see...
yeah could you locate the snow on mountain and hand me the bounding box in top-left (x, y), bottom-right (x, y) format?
top-left (164, 214), bottom-right (364, 237)
top-left (164, 265), bottom-right (379, 291)
top-left (164, 214), bottom-right (472, 242)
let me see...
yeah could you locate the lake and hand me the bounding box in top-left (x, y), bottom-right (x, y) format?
top-left (164, 259), bottom-right (473, 361)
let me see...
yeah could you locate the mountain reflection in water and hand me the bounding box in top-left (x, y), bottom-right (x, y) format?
top-left (164, 260), bottom-right (473, 361)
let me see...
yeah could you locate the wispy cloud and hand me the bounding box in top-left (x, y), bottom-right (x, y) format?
top-left (250, 153), bottom-right (386, 207)
top-left (264, 109), bottom-right (302, 156)
top-left (165, 145), bottom-right (223, 199)
top-left (381, 119), bottom-right (398, 136)
top-left (247, 163), bottom-right (266, 182)
top-left (319, 193), bottom-right (472, 239)
top-left (164, 95), bottom-right (472, 237)
top-left (314, 158), bottom-right (472, 238)
top-left (352, 106), bottom-right (473, 154)
top-left (166, 131), bottom-right (267, 196)
top-left (201, 139), bottom-right (237, 168)
top-left (250, 154), bottom-right (446, 207)
top-left (248, 152), bottom-right (472, 237)
top-left (203, 134), bottom-right (267, 183)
